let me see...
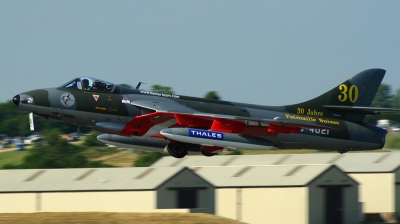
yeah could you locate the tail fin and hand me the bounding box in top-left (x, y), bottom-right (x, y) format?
top-left (285, 69), bottom-right (386, 122)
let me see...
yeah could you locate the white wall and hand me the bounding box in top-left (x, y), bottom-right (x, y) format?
top-left (349, 173), bottom-right (394, 213)
top-left (394, 168), bottom-right (400, 213)
top-left (0, 193), bottom-right (37, 213)
top-left (242, 187), bottom-right (308, 224)
top-left (41, 191), bottom-right (155, 212)
top-left (215, 188), bottom-right (238, 221)
top-left (216, 187), bottom-right (307, 224)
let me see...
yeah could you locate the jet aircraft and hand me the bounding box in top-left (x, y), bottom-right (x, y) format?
top-left (12, 69), bottom-right (400, 158)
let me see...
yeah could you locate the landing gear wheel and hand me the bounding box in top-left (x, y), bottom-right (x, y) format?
top-left (337, 150), bottom-right (348, 154)
top-left (201, 150), bottom-right (218, 157)
top-left (167, 142), bottom-right (188, 158)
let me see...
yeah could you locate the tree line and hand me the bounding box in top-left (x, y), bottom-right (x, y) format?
top-left (364, 83), bottom-right (400, 125)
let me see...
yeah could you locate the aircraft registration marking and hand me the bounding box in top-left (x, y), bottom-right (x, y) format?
top-left (301, 128), bottom-right (330, 135)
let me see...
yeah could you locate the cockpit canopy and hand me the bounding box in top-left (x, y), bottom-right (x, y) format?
top-left (60, 77), bottom-right (116, 93)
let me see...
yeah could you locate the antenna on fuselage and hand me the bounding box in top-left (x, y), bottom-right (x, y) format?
top-left (136, 82), bottom-right (147, 89)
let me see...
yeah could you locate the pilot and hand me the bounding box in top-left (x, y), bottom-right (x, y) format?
top-left (92, 81), bottom-right (105, 91)
top-left (81, 79), bottom-right (91, 90)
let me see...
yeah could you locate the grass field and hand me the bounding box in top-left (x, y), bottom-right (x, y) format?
top-left (91, 150), bottom-right (139, 167)
top-left (384, 131), bottom-right (400, 149)
top-left (0, 149), bottom-right (28, 168)
top-left (0, 144), bottom-right (140, 168)
top-left (0, 212), bottom-right (245, 224)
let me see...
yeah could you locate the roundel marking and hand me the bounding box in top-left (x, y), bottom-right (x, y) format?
top-left (60, 93), bottom-right (76, 107)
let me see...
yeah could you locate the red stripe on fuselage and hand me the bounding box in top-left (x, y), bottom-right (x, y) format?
top-left (118, 112), bottom-right (175, 136)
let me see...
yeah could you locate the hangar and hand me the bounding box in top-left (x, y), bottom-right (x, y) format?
top-left (0, 167), bottom-right (214, 214)
top-left (0, 164), bottom-right (358, 224)
top-left (194, 164), bottom-right (358, 224)
top-left (153, 152), bottom-right (400, 220)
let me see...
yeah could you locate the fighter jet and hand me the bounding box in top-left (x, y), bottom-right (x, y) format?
top-left (12, 69), bottom-right (400, 158)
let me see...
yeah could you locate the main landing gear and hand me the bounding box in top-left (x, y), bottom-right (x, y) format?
top-left (167, 142), bottom-right (187, 158)
top-left (166, 142), bottom-right (219, 158)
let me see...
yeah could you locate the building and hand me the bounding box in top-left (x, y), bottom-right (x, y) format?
top-left (153, 152), bottom-right (400, 220)
top-left (0, 164), bottom-right (359, 224)
top-left (0, 167), bottom-right (214, 214)
top-left (194, 164), bottom-right (359, 224)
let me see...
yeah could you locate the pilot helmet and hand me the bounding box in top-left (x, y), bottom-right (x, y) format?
top-left (82, 79), bottom-right (89, 85)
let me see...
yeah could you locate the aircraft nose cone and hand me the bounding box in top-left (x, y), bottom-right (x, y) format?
top-left (12, 95), bottom-right (20, 106)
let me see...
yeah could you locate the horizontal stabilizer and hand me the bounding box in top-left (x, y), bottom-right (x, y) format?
top-left (323, 105), bottom-right (400, 115)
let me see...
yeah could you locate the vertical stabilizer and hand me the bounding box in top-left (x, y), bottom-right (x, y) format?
top-left (284, 69), bottom-right (385, 122)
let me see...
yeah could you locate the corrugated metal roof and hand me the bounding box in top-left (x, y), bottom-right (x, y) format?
top-left (152, 155), bottom-right (236, 167)
top-left (152, 152), bottom-right (400, 173)
top-left (193, 164), bottom-right (335, 187)
top-left (252, 152), bottom-right (400, 172)
top-left (0, 165), bottom-right (341, 191)
top-left (334, 152), bottom-right (400, 172)
top-left (0, 167), bottom-right (185, 192)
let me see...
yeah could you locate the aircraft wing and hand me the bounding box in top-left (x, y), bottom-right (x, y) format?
top-left (121, 100), bottom-right (334, 137)
top-left (131, 100), bottom-right (198, 113)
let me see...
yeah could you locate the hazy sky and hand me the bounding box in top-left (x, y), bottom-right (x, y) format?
top-left (1, 1), bottom-right (399, 106)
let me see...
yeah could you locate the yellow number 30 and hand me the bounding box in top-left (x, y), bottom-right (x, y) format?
top-left (338, 84), bottom-right (358, 103)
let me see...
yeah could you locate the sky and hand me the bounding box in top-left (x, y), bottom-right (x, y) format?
top-left (1, 1), bottom-right (400, 106)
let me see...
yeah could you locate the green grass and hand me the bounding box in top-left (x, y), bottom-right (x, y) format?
top-left (0, 145), bottom-right (137, 169)
top-left (0, 149), bottom-right (28, 168)
top-left (80, 146), bottom-right (121, 159)
top-left (384, 132), bottom-right (400, 149)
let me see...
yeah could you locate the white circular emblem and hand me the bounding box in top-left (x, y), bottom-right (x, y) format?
top-left (60, 93), bottom-right (76, 107)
